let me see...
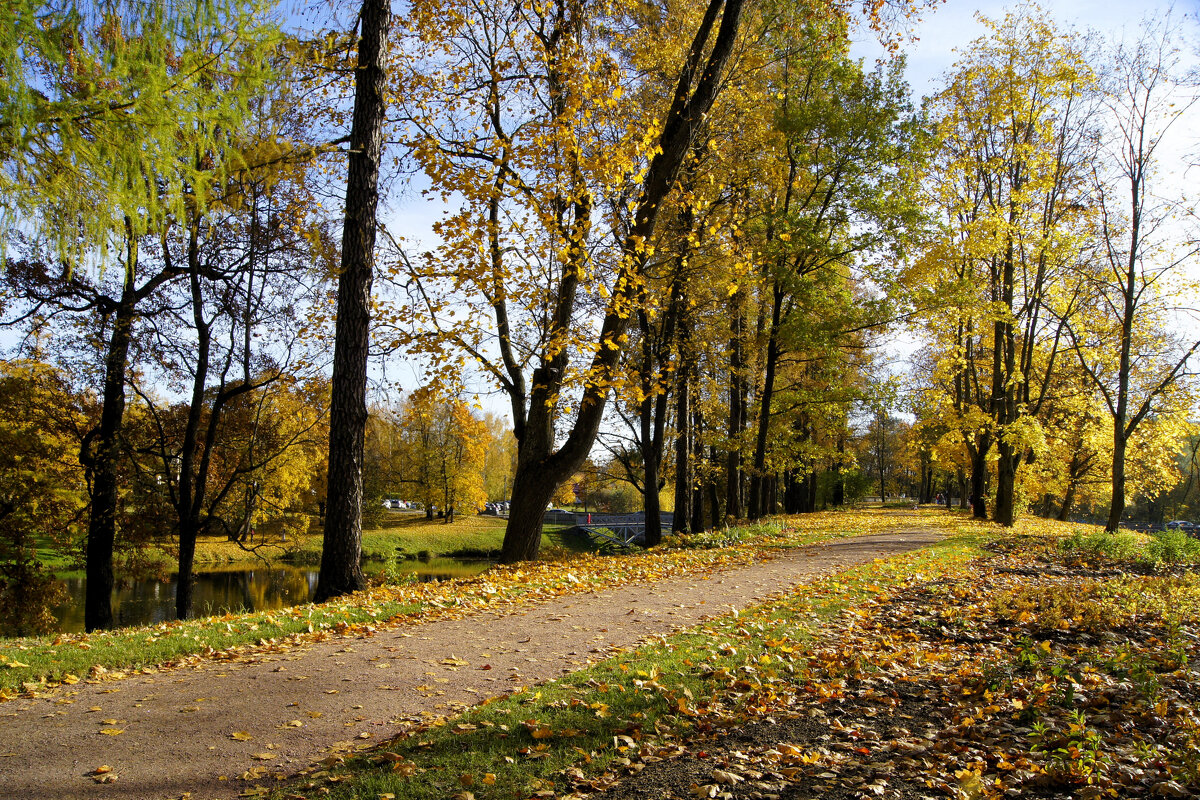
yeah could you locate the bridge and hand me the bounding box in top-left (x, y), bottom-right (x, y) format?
top-left (564, 512), bottom-right (674, 550)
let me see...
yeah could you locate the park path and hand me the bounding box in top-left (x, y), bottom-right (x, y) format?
top-left (0, 528), bottom-right (942, 800)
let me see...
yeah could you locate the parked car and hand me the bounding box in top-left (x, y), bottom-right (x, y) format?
top-left (1165, 520), bottom-right (1200, 538)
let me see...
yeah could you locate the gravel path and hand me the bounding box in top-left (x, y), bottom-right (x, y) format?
top-left (0, 529), bottom-right (941, 800)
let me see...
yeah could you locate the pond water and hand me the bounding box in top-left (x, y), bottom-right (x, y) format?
top-left (50, 557), bottom-right (491, 634)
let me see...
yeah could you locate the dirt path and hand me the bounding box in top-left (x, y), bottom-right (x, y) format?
top-left (0, 529), bottom-right (941, 800)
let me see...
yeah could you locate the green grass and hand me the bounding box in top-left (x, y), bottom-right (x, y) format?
top-left (294, 532), bottom-right (983, 800)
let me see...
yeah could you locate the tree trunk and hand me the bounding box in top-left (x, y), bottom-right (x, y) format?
top-left (176, 516), bottom-right (198, 621)
top-left (994, 443), bottom-right (1017, 527)
top-left (748, 283), bottom-right (783, 520)
top-left (83, 283), bottom-right (137, 632)
top-left (672, 368), bottom-right (691, 534)
top-left (1058, 481), bottom-right (1076, 521)
top-left (832, 434), bottom-right (845, 507)
top-left (82, 227), bottom-right (143, 632)
top-left (691, 407), bottom-right (706, 534)
top-left (316, 0), bottom-right (390, 603)
top-left (725, 290), bottom-right (744, 522)
top-left (642, 384), bottom-right (662, 546)
top-left (1106, 432), bottom-right (1127, 532)
top-left (969, 439), bottom-right (989, 519)
top-left (498, 0), bottom-right (745, 561)
top-left (500, 464), bottom-right (560, 562)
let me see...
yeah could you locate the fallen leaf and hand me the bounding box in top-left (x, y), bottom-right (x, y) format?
top-left (230, 731), bottom-right (253, 741)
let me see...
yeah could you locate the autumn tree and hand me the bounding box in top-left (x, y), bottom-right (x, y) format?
top-left (388, 0), bottom-right (748, 561)
top-left (1065, 17), bottom-right (1200, 532)
top-left (395, 388), bottom-right (490, 523)
top-left (0, 360), bottom-right (87, 635)
top-left (128, 71), bottom-right (334, 620)
top-left (920, 10), bottom-right (1098, 526)
top-left (739, 18), bottom-right (921, 520)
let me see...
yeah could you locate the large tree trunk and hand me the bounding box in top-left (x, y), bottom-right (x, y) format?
top-left (316, 0), bottom-right (390, 602)
top-left (1106, 433), bottom-right (1127, 532)
top-left (994, 444), bottom-right (1017, 527)
top-left (1059, 474), bottom-right (1078, 521)
top-left (83, 277), bottom-right (137, 632)
top-left (500, 461), bottom-right (561, 562)
top-left (176, 516), bottom-right (198, 620)
top-left (969, 437), bottom-right (989, 519)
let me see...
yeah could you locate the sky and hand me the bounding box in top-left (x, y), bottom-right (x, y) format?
top-left (855, 0), bottom-right (1200, 95)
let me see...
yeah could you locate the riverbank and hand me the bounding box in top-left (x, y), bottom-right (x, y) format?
top-left (183, 511), bottom-right (516, 565)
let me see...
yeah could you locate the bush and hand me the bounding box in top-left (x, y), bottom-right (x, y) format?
top-left (1145, 529), bottom-right (1200, 566)
top-left (1060, 530), bottom-right (1143, 562)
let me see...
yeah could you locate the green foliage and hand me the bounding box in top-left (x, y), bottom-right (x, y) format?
top-left (1058, 528), bottom-right (1200, 566)
top-left (0, 0), bottom-right (281, 260)
top-left (1059, 530), bottom-right (1144, 562)
top-left (1145, 529), bottom-right (1200, 566)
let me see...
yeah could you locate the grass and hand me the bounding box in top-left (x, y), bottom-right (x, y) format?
top-left (282, 515), bottom-right (1200, 800)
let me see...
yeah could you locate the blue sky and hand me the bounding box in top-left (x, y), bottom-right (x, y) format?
top-left (855, 0), bottom-right (1200, 94)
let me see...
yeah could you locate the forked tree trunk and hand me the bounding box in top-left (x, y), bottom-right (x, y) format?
top-left (498, 0), bottom-right (745, 560)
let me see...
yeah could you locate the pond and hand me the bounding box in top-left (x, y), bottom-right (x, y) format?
top-left (50, 557), bottom-right (492, 634)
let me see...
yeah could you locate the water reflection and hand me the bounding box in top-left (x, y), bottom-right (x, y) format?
top-left (51, 558), bottom-right (490, 634)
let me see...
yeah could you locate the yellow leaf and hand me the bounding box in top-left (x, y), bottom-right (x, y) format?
top-left (99, 728), bottom-right (124, 736)
top-left (230, 731), bottom-right (253, 741)
top-left (5, 661), bottom-right (29, 669)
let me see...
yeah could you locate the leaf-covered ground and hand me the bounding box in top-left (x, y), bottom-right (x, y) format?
top-left (550, 535), bottom-right (1200, 800)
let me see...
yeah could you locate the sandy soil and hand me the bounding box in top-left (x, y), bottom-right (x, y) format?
top-left (0, 528), bottom-right (942, 800)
